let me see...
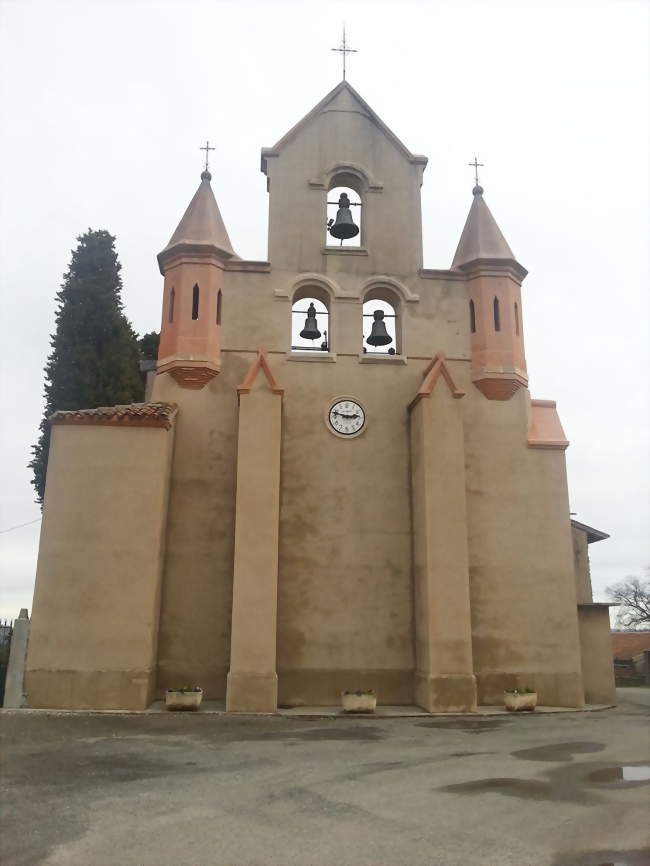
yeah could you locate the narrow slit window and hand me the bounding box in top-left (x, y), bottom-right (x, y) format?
top-left (514, 302), bottom-right (520, 336)
top-left (493, 297), bottom-right (501, 332)
top-left (216, 290), bottom-right (222, 325)
top-left (169, 287), bottom-right (175, 323)
top-left (192, 284), bottom-right (200, 320)
top-left (469, 299), bottom-right (476, 333)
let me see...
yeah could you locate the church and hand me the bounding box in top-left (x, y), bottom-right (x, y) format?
top-left (24, 80), bottom-right (616, 712)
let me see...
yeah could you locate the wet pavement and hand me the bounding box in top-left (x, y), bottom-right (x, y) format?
top-left (1, 695), bottom-right (648, 866)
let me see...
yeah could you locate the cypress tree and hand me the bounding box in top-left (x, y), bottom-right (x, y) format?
top-left (29, 229), bottom-right (144, 503)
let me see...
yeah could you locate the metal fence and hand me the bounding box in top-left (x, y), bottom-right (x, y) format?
top-left (0, 618), bottom-right (14, 704)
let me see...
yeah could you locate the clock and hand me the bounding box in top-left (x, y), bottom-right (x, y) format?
top-left (327, 397), bottom-right (366, 438)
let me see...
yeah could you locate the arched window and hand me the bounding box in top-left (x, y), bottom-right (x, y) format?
top-left (469, 299), bottom-right (476, 334)
top-left (169, 287), bottom-right (175, 323)
top-left (514, 302), bottom-right (520, 336)
top-left (326, 177), bottom-right (362, 248)
top-left (192, 284), bottom-right (200, 320)
top-left (362, 289), bottom-right (399, 355)
top-left (493, 296), bottom-right (501, 332)
top-left (216, 290), bottom-right (222, 325)
top-left (291, 288), bottom-right (330, 352)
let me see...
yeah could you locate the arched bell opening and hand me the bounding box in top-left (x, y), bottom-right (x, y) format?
top-left (362, 289), bottom-right (400, 355)
top-left (326, 178), bottom-right (362, 248)
top-left (291, 286), bottom-right (330, 353)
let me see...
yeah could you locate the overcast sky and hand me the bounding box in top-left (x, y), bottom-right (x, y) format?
top-left (0, 0), bottom-right (648, 620)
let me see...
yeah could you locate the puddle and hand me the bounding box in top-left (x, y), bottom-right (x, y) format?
top-left (586, 765), bottom-right (650, 784)
top-left (512, 742), bottom-right (604, 762)
top-left (551, 848), bottom-right (650, 866)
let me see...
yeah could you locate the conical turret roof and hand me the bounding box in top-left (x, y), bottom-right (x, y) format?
top-left (159, 171), bottom-right (239, 264)
top-left (451, 185), bottom-right (516, 269)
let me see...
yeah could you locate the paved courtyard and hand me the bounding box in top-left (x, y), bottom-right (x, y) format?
top-left (1, 691), bottom-right (648, 866)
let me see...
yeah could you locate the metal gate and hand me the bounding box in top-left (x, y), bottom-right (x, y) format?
top-left (0, 619), bottom-right (14, 704)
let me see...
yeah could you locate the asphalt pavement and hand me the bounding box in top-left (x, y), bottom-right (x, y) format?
top-left (1, 694), bottom-right (649, 866)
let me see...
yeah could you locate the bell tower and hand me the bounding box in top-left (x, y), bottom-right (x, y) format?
top-left (156, 168), bottom-right (239, 389)
top-left (452, 184), bottom-right (528, 400)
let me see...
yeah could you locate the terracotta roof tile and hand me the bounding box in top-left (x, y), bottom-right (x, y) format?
top-left (50, 402), bottom-right (178, 430)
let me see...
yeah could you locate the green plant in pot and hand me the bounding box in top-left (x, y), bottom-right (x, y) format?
top-left (165, 685), bottom-right (203, 711)
top-left (504, 687), bottom-right (537, 712)
top-left (341, 688), bottom-right (377, 714)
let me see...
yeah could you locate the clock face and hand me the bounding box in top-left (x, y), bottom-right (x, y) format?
top-left (328, 399), bottom-right (366, 437)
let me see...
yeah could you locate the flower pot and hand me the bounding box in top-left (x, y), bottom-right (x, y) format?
top-left (504, 691), bottom-right (537, 712)
top-left (341, 692), bottom-right (377, 714)
top-left (165, 689), bottom-right (203, 711)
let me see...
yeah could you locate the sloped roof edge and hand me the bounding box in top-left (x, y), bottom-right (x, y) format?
top-left (261, 80), bottom-right (427, 174)
top-left (571, 519), bottom-right (610, 544)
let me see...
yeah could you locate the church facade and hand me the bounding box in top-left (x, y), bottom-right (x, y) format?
top-left (25, 82), bottom-right (616, 712)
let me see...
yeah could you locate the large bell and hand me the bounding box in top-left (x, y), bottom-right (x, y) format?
top-left (366, 309), bottom-right (393, 347)
top-left (328, 192), bottom-right (359, 240)
top-left (300, 302), bottom-right (321, 340)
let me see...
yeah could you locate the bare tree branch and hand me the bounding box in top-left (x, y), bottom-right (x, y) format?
top-left (607, 568), bottom-right (650, 629)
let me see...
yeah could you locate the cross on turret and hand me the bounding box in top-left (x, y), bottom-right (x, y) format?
top-left (468, 156), bottom-right (484, 187)
top-left (200, 140), bottom-right (215, 173)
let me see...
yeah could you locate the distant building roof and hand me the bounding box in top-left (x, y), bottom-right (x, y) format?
top-left (611, 632), bottom-right (650, 660)
top-left (570, 519), bottom-right (610, 544)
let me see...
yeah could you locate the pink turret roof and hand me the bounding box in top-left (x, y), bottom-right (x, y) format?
top-left (451, 185), bottom-right (516, 269)
top-left (160, 171), bottom-right (239, 262)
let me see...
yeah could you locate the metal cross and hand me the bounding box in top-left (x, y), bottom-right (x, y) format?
top-left (468, 156), bottom-right (484, 186)
top-left (200, 140), bottom-right (215, 172)
top-left (331, 26), bottom-right (357, 80)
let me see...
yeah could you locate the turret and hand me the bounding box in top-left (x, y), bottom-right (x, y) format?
top-left (452, 185), bottom-right (527, 400)
top-left (156, 169), bottom-right (239, 389)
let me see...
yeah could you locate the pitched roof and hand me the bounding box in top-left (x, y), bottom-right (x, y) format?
top-left (50, 403), bottom-right (178, 430)
top-left (159, 173), bottom-right (238, 264)
top-left (261, 80), bottom-right (427, 174)
top-left (570, 519), bottom-right (610, 544)
top-left (451, 185), bottom-right (517, 269)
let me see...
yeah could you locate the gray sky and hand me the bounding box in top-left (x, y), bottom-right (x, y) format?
top-left (0, 0), bottom-right (648, 620)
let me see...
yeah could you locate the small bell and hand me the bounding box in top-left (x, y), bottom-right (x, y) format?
top-left (328, 192), bottom-right (359, 241)
top-left (300, 302), bottom-right (321, 341)
top-left (366, 310), bottom-right (393, 347)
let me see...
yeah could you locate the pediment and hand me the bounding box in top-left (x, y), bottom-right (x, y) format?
top-left (261, 81), bottom-right (427, 174)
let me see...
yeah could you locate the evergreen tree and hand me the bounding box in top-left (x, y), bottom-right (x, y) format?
top-left (138, 330), bottom-right (160, 361)
top-left (29, 229), bottom-right (144, 503)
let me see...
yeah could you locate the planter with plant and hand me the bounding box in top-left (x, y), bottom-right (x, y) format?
top-left (165, 686), bottom-right (204, 711)
top-left (341, 689), bottom-right (377, 714)
top-left (504, 688), bottom-right (537, 712)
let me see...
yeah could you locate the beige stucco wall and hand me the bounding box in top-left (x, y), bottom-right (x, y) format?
top-left (151, 372), bottom-right (240, 697)
top-left (25, 422), bottom-right (175, 709)
top-left (578, 607), bottom-right (616, 704)
top-left (572, 526), bottom-right (593, 604)
top-left (410, 383), bottom-right (476, 712)
top-left (227, 376), bottom-right (282, 712)
top-left (464, 388), bottom-right (585, 707)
